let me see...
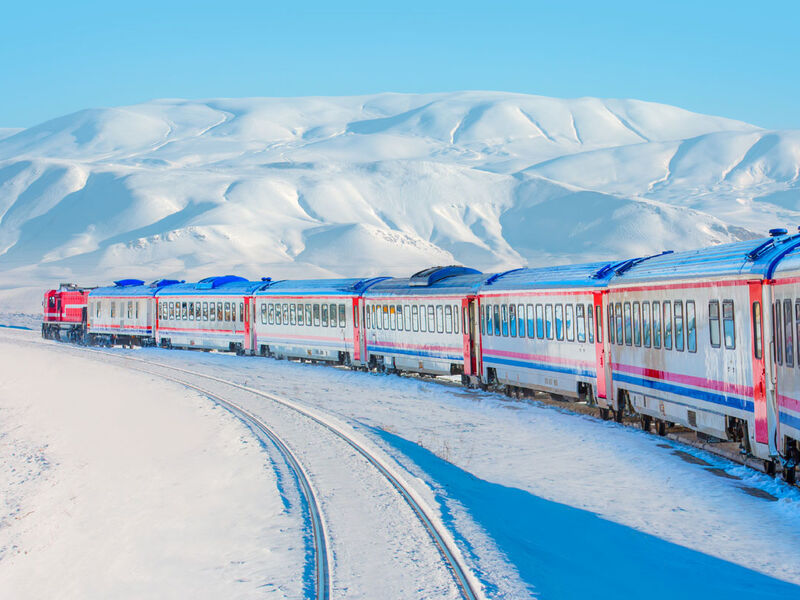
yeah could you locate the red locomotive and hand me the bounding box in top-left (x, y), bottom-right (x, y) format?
top-left (42, 283), bottom-right (92, 341)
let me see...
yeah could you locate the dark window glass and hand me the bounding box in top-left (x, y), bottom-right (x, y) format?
top-left (260, 303), bottom-right (267, 325)
top-left (642, 302), bottom-right (651, 347)
top-left (607, 303), bottom-right (615, 344)
top-left (709, 301), bottom-right (721, 348)
top-left (290, 303), bottom-right (297, 325)
top-left (652, 301), bottom-right (661, 348)
top-left (687, 301), bottom-right (697, 353)
top-left (615, 302), bottom-right (624, 345)
top-left (566, 304), bottom-right (575, 341)
top-left (224, 302), bottom-right (231, 322)
top-left (674, 300), bottom-right (684, 351)
top-left (189, 302), bottom-right (195, 321)
top-left (282, 303), bottom-right (288, 326)
top-left (240, 302), bottom-right (244, 322)
top-left (493, 305), bottom-right (501, 336)
top-left (663, 301), bottom-right (673, 350)
top-left (594, 304), bottom-right (601, 343)
top-left (633, 302), bottom-right (641, 346)
top-left (796, 301), bottom-right (800, 366)
top-left (536, 304), bottom-right (545, 338)
top-left (501, 304), bottom-right (509, 336)
top-left (753, 302), bottom-right (763, 360)
top-left (784, 300), bottom-right (794, 367)
top-left (775, 301), bottom-right (783, 364)
top-left (217, 302), bottom-right (223, 322)
top-left (305, 304), bottom-right (312, 326)
top-left (509, 304), bottom-right (517, 337)
top-left (722, 300), bottom-right (735, 349)
top-left (623, 302), bottom-right (632, 345)
top-left (576, 304), bottom-right (586, 342)
top-left (313, 304), bottom-right (320, 326)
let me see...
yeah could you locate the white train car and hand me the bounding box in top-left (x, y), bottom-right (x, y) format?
top-left (476, 261), bottom-right (632, 408)
top-left (88, 279), bottom-right (180, 346)
top-left (362, 267), bottom-right (487, 378)
top-left (154, 276), bottom-right (269, 353)
top-left (607, 231), bottom-right (800, 471)
top-left (252, 277), bottom-right (388, 365)
top-left (766, 238), bottom-right (800, 482)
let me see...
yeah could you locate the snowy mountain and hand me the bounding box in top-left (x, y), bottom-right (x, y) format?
top-left (1, 91), bottom-right (798, 310)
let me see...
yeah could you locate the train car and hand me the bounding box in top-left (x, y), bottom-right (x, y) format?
top-left (766, 236), bottom-right (800, 481)
top-left (42, 283), bottom-right (92, 341)
top-left (606, 230), bottom-right (800, 470)
top-left (476, 260), bottom-right (638, 407)
top-left (88, 279), bottom-right (181, 346)
top-left (253, 277), bottom-right (388, 364)
top-left (154, 276), bottom-right (269, 353)
top-left (362, 266), bottom-right (487, 378)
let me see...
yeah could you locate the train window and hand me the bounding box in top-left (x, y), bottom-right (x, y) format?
top-left (687, 301), bottom-right (697, 353)
top-left (388, 305), bottom-right (395, 330)
top-left (127, 301), bottom-right (133, 319)
top-left (516, 304), bottom-right (524, 337)
top-left (708, 301), bottom-right (721, 348)
top-left (454, 305), bottom-right (460, 334)
top-left (96, 301), bottom-right (102, 318)
top-left (217, 302), bottom-right (223, 322)
top-left (566, 304), bottom-right (575, 341)
top-left (312, 304), bottom-right (319, 326)
top-left (365, 305), bottom-right (371, 328)
top-left (260, 303), bottom-right (266, 325)
top-left (673, 301), bottom-right (684, 351)
top-left (384, 305), bottom-right (391, 330)
top-left (444, 306), bottom-right (453, 333)
top-left (275, 304), bottom-right (282, 325)
top-left (526, 305), bottom-right (535, 338)
top-left (428, 305), bottom-right (437, 332)
top-left (633, 302), bottom-right (641, 346)
top-left (500, 305), bottom-right (508, 337)
top-left (652, 301), bottom-right (661, 348)
top-left (192, 302), bottom-right (198, 321)
top-left (167, 302), bottom-right (172, 319)
top-left (267, 304), bottom-right (274, 324)
top-left (412, 305), bottom-right (420, 332)
top-left (508, 304), bottom-right (516, 336)
top-left (374, 306), bottom-right (381, 330)
top-left (479, 305), bottom-right (486, 335)
top-left (305, 304), bottom-right (312, 326)
top-left (615, 302), bottom-right (624, 345)
top-left (623, 302), bottom-right (632, 346)
top-left (183, 302), bottom-right (189, 320)
top-left (493, 305), bottom-right (501, 336)
top-left (282, 304), bottom-right (288, 326)
top-left (536, 304), bottom-right (545, 338)
top-left (290, 303), bottom-right (297, 325)
top-left (420, 305), bottom-right (427, 332)
top-left (797, 301), bottom-right (800, 366)
top-left (340, 304), bottom-right (347, 328)
top-left (135, 301), bottom-right (140, 319)
top-left (642, 302), bottom-right (651, 347)
top-left (607, 303), bottom-right (615, 344)
top-left (329, 304), bottom-right (336, 327)
top-left (292, 303), bottom-right (301, 326)
top-left (591, 304), bottom-right (598, 344)
top-left (199, 302), bottom-right (205, 321)
top-left (398, 305), bottom-right (405, 331)
top-left (111, 301), bottom-right (117, 318)
top-left (576, 304), bottom-right (586, 343)
top-left (322, 304), bottom-right (329, 327)
top-left (774, 301), bottom-right (783, 364)
top-left (751, 302), bottom-right (763, 359)
top-left (223, 302), bottom-right (230, 322)
top-left (238, 302), bottom-right (243, 322)
top-left (545, 304), bottom-right (554, 339)
top-left (663, 301), bottom-right (673, 349)
top-left (555, 304), bottom-right (564, 340)
top-left (722, 300), bottom-right (735, 350)
top-left (355, 304), bottom-right (360, 329)
top-left (403, 305), bottom-right (411, 331)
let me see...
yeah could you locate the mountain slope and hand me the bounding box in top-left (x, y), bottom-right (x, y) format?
top-left (0, 92), bottom-right (797, 310)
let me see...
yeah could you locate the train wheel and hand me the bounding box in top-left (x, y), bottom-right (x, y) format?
top-left (640, 415), bottom-right (652, 433)
top-left (599, 407), bottom-right (610, 421)
top-left (783, 465), bottom-right (796, 485)
top-left (656, 420), bottom-right (667, 436)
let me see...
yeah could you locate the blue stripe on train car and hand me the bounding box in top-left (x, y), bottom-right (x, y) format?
top-left (483, 355), bottom-right (595, 378)
top-left (367, 345), bottom-right (462, 361)
top-left (613, 372), bottom-right (754, 413)
top-left (780, 411), bottom-right (800, 432)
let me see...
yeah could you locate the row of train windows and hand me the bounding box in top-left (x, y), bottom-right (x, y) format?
top-left (773, 299), bottom-right (800, 368)
top-left (159, 300), bottom-right (244, 323)
top-left (365, 303), bottom-right (461, 335)
top-left (482, 303), bottom-right (599, 343)
top-left (92, 300), bottom-right (140, 320)
top-left (261, 302), bottom-right (347, 328)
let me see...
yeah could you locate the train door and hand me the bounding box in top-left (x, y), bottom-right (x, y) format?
top-left (461, 297), bottom-right (477, 376)
top-left (593, 291), bottom-right (610, 403)
top-left (353, 297), bottom-right (363, 363)
top-left (749, 281), bottom-right (772, 453)
top-left (243, 296), bottom-right (252, 352)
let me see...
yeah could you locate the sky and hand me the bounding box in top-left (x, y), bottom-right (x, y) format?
top-left (2, 1), bottom-right (799, 130)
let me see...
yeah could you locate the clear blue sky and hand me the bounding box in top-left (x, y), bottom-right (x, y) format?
top-left (2, 0), bottom-right (798, 129)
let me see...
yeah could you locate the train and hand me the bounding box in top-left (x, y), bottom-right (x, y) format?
top-left (42, 228), bottom-right (800, 484)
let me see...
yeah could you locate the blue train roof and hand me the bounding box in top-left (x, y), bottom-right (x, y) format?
top-left (255, 277), bottom-right (389, 297)
top-left (155, 275), bottom-right (271, 297)
top-left (365, 266), bottom-right (488, 297)
top-left (89, 279), bottom-right (182, 298)
top-left (609, 231), bottom-right (800, 284)
top-left (479, 260), bottom-right (639, 292)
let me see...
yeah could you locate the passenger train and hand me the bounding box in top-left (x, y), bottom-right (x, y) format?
top-left (42, 228), bottom-right (800, 484)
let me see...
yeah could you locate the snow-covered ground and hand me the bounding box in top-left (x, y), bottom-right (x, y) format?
top-left (3, 328), bottom-right (799, 598)
top-left (1, 92), bottom-right (799, 311)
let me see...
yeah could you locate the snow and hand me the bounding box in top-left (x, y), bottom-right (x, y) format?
top-left (0, 331), bottom-right (306, 599)
top-left (2, 91), bottom-right (798, 311)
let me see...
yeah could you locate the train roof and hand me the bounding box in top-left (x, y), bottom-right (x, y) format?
top-left (770, 240), bottom-right (800, 277)
top-left (608, 230), bottom-right (800, 285)
top-left (155, 275), bottom-right (271, 296)
top-left (255, 277), bottom-right (389, 297)
top-left (365, 266), bottom-right (488, 297)
top-left (478, 260), bottom-right (636, 292)
top-left (89, 278), bottom-right (183, 297)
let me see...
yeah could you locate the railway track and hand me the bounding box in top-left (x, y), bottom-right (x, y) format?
top-left (79, 345), bottom-right (483, 600)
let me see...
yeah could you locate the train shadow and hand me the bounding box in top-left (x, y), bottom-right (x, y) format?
top-left (371, 427), bottom-right (800, 600)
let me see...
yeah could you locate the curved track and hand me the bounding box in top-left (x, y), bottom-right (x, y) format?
top-left (86, 347), bottom-right (482, 600)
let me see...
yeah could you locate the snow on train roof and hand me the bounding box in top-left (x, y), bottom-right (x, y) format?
top-left (608, 231), bottom-right (800, 284)
top-left (365, 266), bottom-right (488, 297)
top-left (479, 260), bottom-right (628, 292)
top-left (89, 279), bottom-right (182, 297)
top-left (255, 277), bottom-right (389, 297)
top-left (155, 275), bottom-right (271, 296)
